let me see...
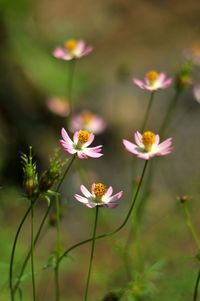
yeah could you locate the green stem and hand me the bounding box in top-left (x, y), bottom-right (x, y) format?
top-left (159, 91), bottom-right (180, 138)
top-left (141, 91), bottom-right (155, 132)
top-left (54, 193), bottom-right (61, 301)
top-left (31, 202), bottom-right (36, 301)
top-left (13, 155), bottom-right (76, 296)
top-left (193, 268), bottom-right (200, 301)
top-left (9, 201), bottom-right (35, 301)
top-left (68, 59), bottom-right (76, 114)
top-left (84, 206), bottom-right (99, 301)
top-left (183, 204), bottom-right (200, 250)
top-left (58, 160), bottom-right (148, 264)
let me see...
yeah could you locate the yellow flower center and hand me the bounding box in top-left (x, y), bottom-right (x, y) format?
top-left (82, 111), bottom-right (93, 124)
top-left (64, 39), bottom-right (78, 52)
top-left (93, 183), bottom-right (107, 197)
top-left (78, 130), bottom-right (90, 144)
top-left (146, 70), bottom-right (159, 83)
top-left (142, 131), bottom-right (156, 148)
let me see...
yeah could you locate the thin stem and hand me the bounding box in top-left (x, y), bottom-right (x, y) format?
top-left (9, 203), bottom-right (33, 301)
top-left (84, 206), bottom-right (99, 301)
top-left (68, 59), bottom-right (76, 114)
top-left (159, 91), bottom-right (180, 138)
top-left (183, 204), bottom-right (200, 250)
top-left (141, 91), bottom-right (155, 132)
top-left (58, 160), bottom-right (148, 264)
top-left (31, 202), bottom-right (36, 301)
top-left (13, 155), bottom-right (76, 296)
top-left (54, 193), bottom-right (61, 301)
top-left (193, 268), bottom-right (200, 301)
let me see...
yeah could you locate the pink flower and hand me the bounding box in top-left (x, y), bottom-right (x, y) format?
top-left (75, 183), bottom-right (123, 208)
top-left (69, 110), bottom-right (106, 134)
top-left (123, 131), bottom-right (172, 160)
top-left (53, 39), bottom-right (93, 61)
top-left (47, 97), bottom-right (70, 117)
top-left (133, 70), bottom-right (172, 91)
top-left (193, 84), bottom-right (200, 103)
top-left (60, 128), bottom-right (103, 159)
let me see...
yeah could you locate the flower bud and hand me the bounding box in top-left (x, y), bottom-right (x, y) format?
top-left (177, 195), bottom-right (189, 204)
top-left (175, 61), bottom-right (193, 92)
top-left (39, 150), bottom-right (65, 192)
top-left (21, 147), bottom-right (38, 198)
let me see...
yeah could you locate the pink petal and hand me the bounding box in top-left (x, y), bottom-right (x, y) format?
top-left (74, 194), bottom-right (89, 204)
top-left (73, 131), bottom-right (79, 144)
top-left (123, 139), bottom-right (139, 154)
top-left (81, 46), bottom-right (93, 57)
top-left (155, 134), bottom-right (160, 145)
top-left (157, 73), bottom-right (166, 84)
top-left (83, 133), bottom-right (95, 147)
top-left (135, 131), bottom-right (143, 147)
top-left (82, 148), bottom-right (103, 158)
top-left (53, 47), bottom-right (72, 60)
top-left (109, 191), bottom-right (123, 203)
top-left (77, 151), bottom-right (88, 159)
top-left (132, 79), bottom-right (146, 89)
top-left (80, 185), bottom-right (92, 197)
top-left (61, 128), bottom-right (73, 145)
top-left (74, 40), bottom-right (85, 57)
top-left (162, 78), bottom-right (173, 89)
top-left (104, 186), bottom-right (113, 198)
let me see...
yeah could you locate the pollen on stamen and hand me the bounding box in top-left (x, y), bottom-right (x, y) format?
top-left (93, 183), bottom-right (107, 197)
top-left (78, 130), bottom-right (90, 143)
top-left (142, 131), bottom-right (156, 147)
top-left (146, 70), bottom-right (159, 82)
top-left (64, 39), bottom-right (77, 51)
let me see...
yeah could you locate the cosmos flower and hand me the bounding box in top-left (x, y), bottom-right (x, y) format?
top-left (123, 131), bottom-right (172, 160)
top-left (60, 128), bottom-right (103, 159)
top-left (133, 70), bottom-right (172, 91)
top-left (47, 97), bottom-right (70, 117)
top-left (193, 84), bottom-right (200, 103)
top-left (74, 183), bottom-right (123, 208)
top-left (53, 39), bottom-right (93, 61)
top-left (69, 110), bottom-right (106, 134)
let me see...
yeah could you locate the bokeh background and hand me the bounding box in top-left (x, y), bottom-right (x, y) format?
top-left (1, 0), bottom-right (200, 300)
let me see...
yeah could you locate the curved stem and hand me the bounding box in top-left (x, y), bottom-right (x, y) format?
top-left (54, 193), bottom-right (61, 301)
top-left (13, 155), bottom-right (76, 296)
top-left (9, 203), bottom-right (33, 301)
top-left (183, 204), bottom-right (200, 250)
top-left (193, 268), bottom-right (200, 301)
top-left (84, 206), bottom-right (99, 301)
top-left (58, 160), bottom-right (148, 264)
top-left (31, 203), bottom-right (36, 301)
top-left (141, 91), bottom-right (155, 132)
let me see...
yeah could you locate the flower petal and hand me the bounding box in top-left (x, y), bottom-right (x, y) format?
top-left (123, 139), bottom-right (139, 155)
top-left (132, 79), bottom-right (146, 89)
top-left (61, 128), bottom-right (73, 145)
top-left (135, 131), bottom-right (143, 147)
top-left (80, 185), bottom-right (92, 197)
top-left (82, 146), bottom-right (103, 158)
top-left (83, 133), bottom-right (95, 147)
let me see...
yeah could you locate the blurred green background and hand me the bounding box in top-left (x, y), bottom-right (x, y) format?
top-left (1, 0), bottom-right (200, 300)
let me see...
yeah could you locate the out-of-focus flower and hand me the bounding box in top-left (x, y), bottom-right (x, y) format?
top-left (70, 110), bottom-right (106, 134)
top-left (21, 147), bottom-right (38, 197)
top-left (53, 39), bottom-right (93, 61)
top-left (60, 128), bottom-right (103, 159)
top-left (75, 183), bottom-right (123, 208)
top-left (175, 61), bottom-right (193, 92)
top-left (123, 131), bottom-right (172, 160)
top-left (193, 84), bottom-right (200, 103)
top-left (184, 42), bottom-right (200, 66)
top-left (47, 97), bottom-right (70, 117)
top-left (133, 70), bottom-right (172, 91)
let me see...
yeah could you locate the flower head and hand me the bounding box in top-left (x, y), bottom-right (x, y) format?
top-left (47, 97), bottom-right (70, 117)
top-left (60, 128), bottom-right (103, 159)
top-left (53, 39), bottom-right (93, 61)
top-left (70, 110), bottom-right (106, 134)
top-left (123, 131), bottom-right (172, 160)
top-left (75, 183), bottom-right (123, 208)
top-left (133, 70), bottom-right (172, 91)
